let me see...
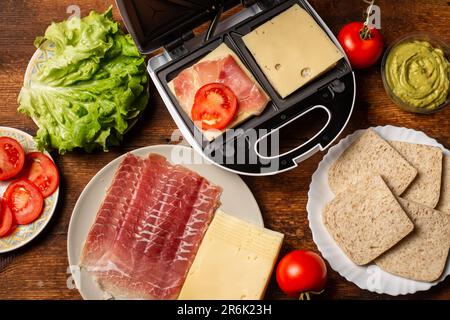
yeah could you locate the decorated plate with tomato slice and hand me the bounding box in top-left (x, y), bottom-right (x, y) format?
top-left (0, 126), bottom-right (59, 253)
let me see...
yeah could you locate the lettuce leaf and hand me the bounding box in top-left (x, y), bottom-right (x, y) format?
top-left (18, 7), bottom-right (149, 153)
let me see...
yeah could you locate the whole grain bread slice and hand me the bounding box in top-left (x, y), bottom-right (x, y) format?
top-left (328, 129), bottom-right (417, 196)
top-left (390, 141), bottom-right (443, 208)
top-left (375, 198), bottom-right (450, 282)
top-left (437, 156), bottom-right (450, 214)
top-left (323, 175), bottom-right (414, 265)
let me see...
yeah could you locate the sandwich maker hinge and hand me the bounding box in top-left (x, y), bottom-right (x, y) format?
top-left (164, 31), bottom-right (195, 59)
top-left (165, 0), bottom-right (262, 59)
top-left (204, 1), bottom-right (225, 42)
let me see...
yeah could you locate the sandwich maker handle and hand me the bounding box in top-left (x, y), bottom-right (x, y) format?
top-left (253, 73), bottom-right (355, 173)
top-left (254, 104), bottom-right (330, 160)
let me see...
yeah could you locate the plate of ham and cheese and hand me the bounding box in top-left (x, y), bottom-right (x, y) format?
top-left (68, 144), bottom-right (284, 300)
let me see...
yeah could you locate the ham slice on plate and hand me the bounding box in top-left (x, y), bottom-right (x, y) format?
top-left (80, 153), bottom-right (222, 300)
top-left (168, 43), bottom-right (270, 138)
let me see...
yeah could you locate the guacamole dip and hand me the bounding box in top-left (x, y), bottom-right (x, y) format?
top-left (386, 40), bottom-right (450, 110)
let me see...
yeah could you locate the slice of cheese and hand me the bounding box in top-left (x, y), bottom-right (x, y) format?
top-left (243, 4), bottom-right (344, 98)
top-left (178, 210), bottom-right (284, 300)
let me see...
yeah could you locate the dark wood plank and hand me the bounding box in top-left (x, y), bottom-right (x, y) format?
top-left (0, 0), bottom-right (449, 300)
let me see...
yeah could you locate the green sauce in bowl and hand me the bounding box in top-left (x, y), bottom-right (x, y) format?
top-left (382, 35), bottom-right (450, 113)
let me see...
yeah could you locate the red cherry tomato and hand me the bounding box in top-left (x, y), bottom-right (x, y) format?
top-left (276, 250), bottom-right (327, 299)
top-left (19, 152), bottom-right (59, 198)
top-left (4, 179), bottom-right (44, 225)
top-left (191, 83), bottom-right (238, 130)
top-left (0, 198), bottom-right (16, 237)
top-left (338, 22), bottom-right (384, 69)
top-left (0, 137), bottom-right (25, 181)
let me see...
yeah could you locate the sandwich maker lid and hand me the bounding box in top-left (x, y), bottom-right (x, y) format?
top-left (115, 0), bottom-right (246, 54)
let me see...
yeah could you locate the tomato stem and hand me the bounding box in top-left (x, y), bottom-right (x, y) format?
top-left (298, 290), bottom-right (324, 300)
top-left (360, 0), bottom-right (375, 40)
top-left (360, 25), bottom-right (371, 40)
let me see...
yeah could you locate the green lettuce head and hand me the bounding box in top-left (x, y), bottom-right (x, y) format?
top-left (18, 7), bottom-right (149, 153)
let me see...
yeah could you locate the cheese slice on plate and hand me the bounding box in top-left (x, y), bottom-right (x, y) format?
top-left (178, 210), bottom-right (284, 300)
top-left (243, 4), bottom-right (344, 98)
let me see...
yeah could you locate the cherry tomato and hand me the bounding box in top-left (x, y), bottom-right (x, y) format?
top-left (0, 198), bottom-right (16, 237)
top-left (276, 250), bottom-right (327, 299)
top-left (4, 179), bottom-right (44, 225)
top-left (191, 83), bottom-right (238, 130)
top-left (19, 152), bottom-right (59, 198)
top-left (0, 137), bottom-right (25, 181)
top-left (338, 22), bottom-right (384, 69)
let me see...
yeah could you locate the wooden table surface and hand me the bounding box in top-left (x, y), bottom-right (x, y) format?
top-left (0, 0), bottom-right (449, 300)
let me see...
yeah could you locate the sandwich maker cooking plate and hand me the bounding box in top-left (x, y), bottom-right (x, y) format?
top-left (116, 0), bottom-right (356, 175)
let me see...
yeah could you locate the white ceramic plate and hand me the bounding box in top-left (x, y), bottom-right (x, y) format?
top-left (307, 125), bottom-right (450, 296)
top-left (0, 127), bottom-right (59, 253)
top-left (67, 144), bottom-right (263, 300)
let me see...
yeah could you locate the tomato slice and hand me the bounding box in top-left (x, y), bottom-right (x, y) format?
top-left (0, 137), bottom-right (25, 181)
top-left (191, 83), bottom-right (238, 130)
top-left (4, 179), bottom-right (44, 225)
top-left (20, 152), bottom-right (59, 198)
top-left (0, 198), bottom-right (16, 237)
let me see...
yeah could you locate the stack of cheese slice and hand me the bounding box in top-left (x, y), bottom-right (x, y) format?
top-left (179, 210), bottom-right (284, 300)
top-left (324, 129), bottom-right (450, 282)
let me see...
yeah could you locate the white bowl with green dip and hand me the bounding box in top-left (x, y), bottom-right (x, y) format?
top-left (382, 33), bottom-right (450, 114)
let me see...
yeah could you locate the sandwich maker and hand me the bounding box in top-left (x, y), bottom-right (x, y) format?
top-left (116, 0), bottom-right (356, 175)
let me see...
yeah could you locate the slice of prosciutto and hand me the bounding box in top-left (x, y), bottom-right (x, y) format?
top-left (169, 43), bottom-right (270, 130)
top-left (80, 153), bottom-right (222, 300)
